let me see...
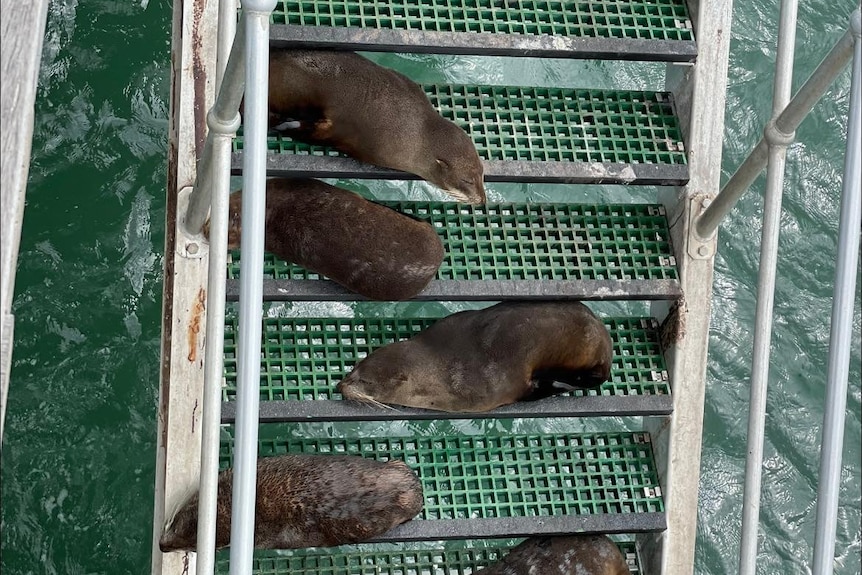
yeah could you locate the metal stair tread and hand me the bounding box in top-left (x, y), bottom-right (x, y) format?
top-left (215, 539), bottom-right (643, 575)
top-left (220, 314), bottom-right (671, 421)
top-left (225, 201), bottom-right (681, 302)
top-left (219, 430), bottom-right (667, 541)
top-left (267, 0), bottom-right (696, 62)
top-left (231, 85), bottom-right (688, 186)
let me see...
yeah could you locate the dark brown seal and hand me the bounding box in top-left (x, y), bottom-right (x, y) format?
top-left (158, 454), bottom-right (424, 552)
top-left (479, 535), bottom-right (631, 575)
top-left (337, 301), bottom-right (613, 412)
top-left (268, 49), bottom-right (485, 204)
top-left (221, 178), bottom-right (444, 301)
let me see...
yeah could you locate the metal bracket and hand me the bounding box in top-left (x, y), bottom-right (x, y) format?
top-left (175, 186), bottom-right (209, 260)
top-left (687, 194), bottom-right (717, 260)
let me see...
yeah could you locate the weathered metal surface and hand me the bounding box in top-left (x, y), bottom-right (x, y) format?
top-left (221, 394), bottom-right (674, 423)
top-left (270, 25), bottom-right (698, 62)
top-left (0, 0), bottom-right (50, 442)
top-left (225, 278), bottom-right (683, 301)
top-left (230, 153), bottom-right (691, 186)
top-left (639, 1), bottom-right (733, 574)
top-left (151, 0), bottom-right (219, 573)
top-left (357, 512), bottom-right (667, 543)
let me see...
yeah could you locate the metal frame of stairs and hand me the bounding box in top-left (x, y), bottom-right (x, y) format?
top-left (152, 1), bottom-right (734, 574)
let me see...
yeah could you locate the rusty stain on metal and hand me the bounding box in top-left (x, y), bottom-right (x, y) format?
top-left (187, 287), bottom-right (206, 362)
top-left (191, 0), bottom-right (208, 161)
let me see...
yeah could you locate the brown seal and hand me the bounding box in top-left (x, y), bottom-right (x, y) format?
top-left (479, 535), bottom-right (631, 575)
top-left (158, 454), bottom-right (424, 552)
top-left (337, 301), bottom-right (613, 412)
top-left (268, 49), bottom-right (485, 204)
top-left (219, 178), bottom-right (444, 301)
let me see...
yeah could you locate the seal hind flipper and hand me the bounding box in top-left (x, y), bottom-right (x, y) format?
top-left (526, 365), bottom-right (610, 400)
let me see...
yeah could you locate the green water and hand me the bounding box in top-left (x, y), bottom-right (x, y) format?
top-left (1, 1), bottom-right (859, 574)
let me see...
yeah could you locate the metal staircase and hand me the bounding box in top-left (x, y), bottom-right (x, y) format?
top-left (152, 0), bottom-right (737, 574)
top-left (217, 1), bottom-right (696, 572)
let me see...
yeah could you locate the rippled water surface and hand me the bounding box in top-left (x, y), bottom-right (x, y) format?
top-left (1, 1), bottom-right (860, 574)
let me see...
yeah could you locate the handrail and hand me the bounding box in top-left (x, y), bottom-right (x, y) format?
top-left (183, 18), bottom-right (246, 238)
top-left (228, 1), bottom-right (276, 574)
top-left (737, 2), bottom-right (799, 574)
top-left (194, 0), bottom-right (239, 573)
top-left (696, 6), bottom-right (859, 239)
top-left (812, 10), bottom-right (861, 575)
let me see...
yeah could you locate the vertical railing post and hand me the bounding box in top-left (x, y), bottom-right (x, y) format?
top-left (738, 1), bottom-right (799, 574)
top-left (228, 1), bottom-right (275, 574)
top-left (194, 2), bottom-right (241, 574)
top-left (812, 8), bottom-right (862, 575)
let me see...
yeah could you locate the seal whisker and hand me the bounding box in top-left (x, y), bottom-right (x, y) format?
top-left (344, 389), bottom-right (400, 412)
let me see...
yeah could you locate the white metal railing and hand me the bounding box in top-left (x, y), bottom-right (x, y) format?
top-left (182, 1), bottom-right (276, 574)
top-left (737, 2), bottom-right (799, 574)
top-left (696, 6), bottom-right (859, 239)
top-left (228, 2), bottom-right (275, 574)
top-left (193, 0), bottom-right (239, 573)
top-left (812, 10), bottom-right (861, 575)
top-left (692, 5), bottom-right (861, 575)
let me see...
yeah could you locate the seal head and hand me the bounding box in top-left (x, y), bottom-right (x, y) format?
top-left (268, 50), bottom-right (485, 204)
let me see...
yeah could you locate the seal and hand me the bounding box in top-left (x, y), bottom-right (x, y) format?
top-left (268, 49), bottom-right (485, 204)
top-left (158, 454), bottom-right (424, 552)
top-left (219, 178), bottom-right (444, 301)
top-left (337, 301), bottom-right (613, 412)
top-left (478, 535), bottom-right (631, 575)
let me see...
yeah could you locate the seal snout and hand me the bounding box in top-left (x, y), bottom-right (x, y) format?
top-left (335, 372), bottom-right (358, 396)
top-left (445, 179), bottom-right (486, 205)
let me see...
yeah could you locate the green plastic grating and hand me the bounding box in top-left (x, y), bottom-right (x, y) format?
top-left (219, 431), bottom-right (665, 518)
top-left (216, 539), bottom-right (642, 574)
top-left (226, 202), bottom-right (678, 283)
top-left (221, 315), bottom-right (668, 403)
top-left (233, 86), bottom-right (687, 166)
top-left (269, 0), bottom-right (693, 42)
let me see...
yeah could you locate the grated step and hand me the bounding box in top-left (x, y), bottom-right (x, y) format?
top-left (215, 538), bottom-right (643, 574)
top-left (224, 201), bottom-right (681, 302)
top-left (266, 0), bottom-right (696, 62)
top-left (219, 429), bottom-right (666, 541)
top-left (220, 315), bottom-right (671, 422)
top-left (231, 86), bottom-right (688, 186)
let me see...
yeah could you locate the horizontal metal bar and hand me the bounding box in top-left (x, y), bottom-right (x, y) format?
top-left (696, 17), bottom-right (856, 239)
top-left (221, 394), bottom-right (674, 424)
top-left (270, 25), bottom-right (698, 62)
top-left (362, 513), bottom-right (667, 543)
top-left (224, 278), bottom-right (683, 301)
top-left (230, 154), bottom-right (690, 186)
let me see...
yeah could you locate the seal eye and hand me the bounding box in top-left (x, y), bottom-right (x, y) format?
top-left (435, 158), bottom-right (451, 169)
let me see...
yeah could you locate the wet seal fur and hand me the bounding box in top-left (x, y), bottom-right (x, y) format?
top-left (338, 301), bottom-right (613, 412)
top-left (479, 535), bottom-right (631, 575)
top-left (221, 178), bottom-right (444, 301)
top-left (158, 454), bottom-right (424, 552)
top-left (268, 49), bottom-right (485, 203)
